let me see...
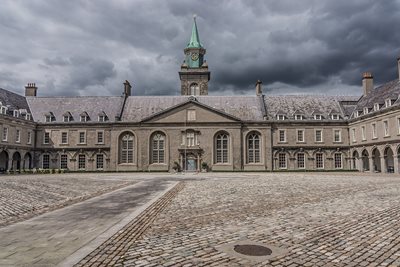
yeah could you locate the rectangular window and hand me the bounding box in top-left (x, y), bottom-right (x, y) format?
top-left (27, 131), bottom-right (32, 144)
top-left (98, 115), bottom-right (106, 122)
top-left (331, 114), bottom-right (339, 120)
top-left (363, 107), bottom-right (369, 115)
top-left (13, 110), bottom-right (19, 117)
top-left (63, 116), bottom-right (70, 122)
top-left (314, 114), bottom-right (322, 120)
top-left (61, 132), bottom-right (68, 144)
top-left (385, 99), bottom-right (392, 107)
top-left (186, 132), bottom-right (195, 147)
top-left (78, 154), bottom-right (86, 169)
top-left (372, 123), bottom-right (377, 139)
top-left (80, 115), bottom-right (87, 122)
top-left (354, 111), bottom-right (359, 118)
top-left (374, 103), bottom-right (380, 111)
top-left (398, 117), bottom-right (400, 135)
top-left (278, 130), bottom-right (286, 142)
top-left (334, 153), bottom-right (342, 169)
top-left (60, 154), bottom-right (68, 169)
top-left (96, 154), bottom-right (104, 169)
top-left (278, 153), bottom-right (287, 169)
top-left (45, 115), bottom-right (51, 122)
top-left (277, 115), bottom-right (285, 120)
top-left (297, 130), bottom-right (304, 142)
top-left (16, 129), bottom-right (20, 143)
top-left (43, 132), bottom-right (50, 144)
top-left (295, 115), bottom-right (303, 120)
top-left (1, 106), bottom-right (7, 114)
top-left (316, 153), bottom-right (324, 169)
top-left (79, 131), bottom-right (86, 144)
top-left (2, 127), bottom-right (8, 141)
top-left (361, 126), bottom-right (366, 141)
top-left (42, 154), bottom-right (50, 169)
top-left (187, 110), bottom-right (196, 121)
top-left (352, 128), bottom-right (356, 142)
top-left (333, 129), bottom-right (341, 142)
top-left (97, 131), bottom-right (104, 144)
top-left (383, 120), bottom-right (389, 137)
top-left (297, 153), bottom-right (305, 169)
top-left (315, 130), bottom-right (323, 142)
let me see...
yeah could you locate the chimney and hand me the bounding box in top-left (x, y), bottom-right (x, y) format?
top-left (255, 80), bottom-right (263, 95)
top-left (123, 80), bottom-right (132, 96)
top-left (362, 72), bottom-right (373, 96)
top-left (25, 83), bottom-right (37, 97)
top-left (397, 57), bottom-right (400, 80)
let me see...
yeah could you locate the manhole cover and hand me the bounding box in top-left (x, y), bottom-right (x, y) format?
top-left (233, 244), bottom-right (272, 256)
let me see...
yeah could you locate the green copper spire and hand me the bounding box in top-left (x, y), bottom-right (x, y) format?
top-left (187, 15), bottom-right (202, 48)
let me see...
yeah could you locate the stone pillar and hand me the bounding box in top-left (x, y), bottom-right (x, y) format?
top-left (394, 155), bottom-right (399, 174)
top-left (369, 157), bottom-right (374, 172)
top-left (357, 158), bottom-right (363, 171)
top-left (7, 159), bottom-right (13, 171)
top-left (380, 156), bottom-right (386, 173)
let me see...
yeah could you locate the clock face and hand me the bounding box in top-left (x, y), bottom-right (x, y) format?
top-left (191, 52), bottom-right (199, 61)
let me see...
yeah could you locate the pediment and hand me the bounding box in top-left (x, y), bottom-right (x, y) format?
top-left (141, 100), bottom-right (241, 123)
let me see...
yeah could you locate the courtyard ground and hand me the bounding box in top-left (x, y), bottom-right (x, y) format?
top-left (0, 172), bottom-right (400, 266)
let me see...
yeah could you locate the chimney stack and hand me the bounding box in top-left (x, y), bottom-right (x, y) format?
top-left (397, 57), bottom-right (400, 80)
top-left (255, 80), bottom-right (263, 96)
top-left (25, 83), bottom-right (37, 97)
top-left (123, 80), bottom-right (132, 96)
top-left (362, 72), bottom-right (373, 96)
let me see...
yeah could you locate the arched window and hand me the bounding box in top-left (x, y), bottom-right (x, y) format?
top-left (119, 132), bottom-right (134, 164)
top-left (151, 132), bottom-right (165, 164)
top-left (215, 132), bottom-right (229, 163)
top-left (189, 83), bottom-right (200, 95)
top-left (247, 132), bottom-right (260, 163)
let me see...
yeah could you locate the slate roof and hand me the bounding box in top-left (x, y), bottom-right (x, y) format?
top-left (0, 88), bottom-right (31, 117)
top-left (26, 96), bottom-right (124, 123)
top-left (351, 79), bottom-right (400, 118)
top-left (264, 95), bottom-right (359, 121)
top-left (121, 96), bottom-right (265, 122)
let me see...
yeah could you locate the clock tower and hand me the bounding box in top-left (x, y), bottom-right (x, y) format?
top-left (179, 16), bottom-right (210, 95)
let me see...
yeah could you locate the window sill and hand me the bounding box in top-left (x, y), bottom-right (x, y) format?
top-left (278, 141), bottom-right (287, 144)
top-left (296, 141), bottom-right (306, 144)
top-left (372, 137), bottom-right (378, 140)
top-left (383, 135), bottom-right (390, 138)
top-left (77, 143), bottom-right (87, 146)
top-left (60, 143), bottom-right (69, 146)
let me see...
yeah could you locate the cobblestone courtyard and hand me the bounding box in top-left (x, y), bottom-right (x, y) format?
top-left (1, 172), bottom-right (400, 266)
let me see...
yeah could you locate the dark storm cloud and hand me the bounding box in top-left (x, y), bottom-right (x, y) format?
top-left (0, 0), bottom-right (399, 97)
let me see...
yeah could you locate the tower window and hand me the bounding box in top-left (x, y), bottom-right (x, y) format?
top-left (189, 83), bottom-right (200, 95)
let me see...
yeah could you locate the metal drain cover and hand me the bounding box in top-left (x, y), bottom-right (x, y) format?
top-left (216, 240), bottom-right (288, 263)
top-left (234, 244), bottom-right (272, 256)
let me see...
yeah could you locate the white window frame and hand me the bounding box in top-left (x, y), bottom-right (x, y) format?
top-left (374, 103), bottom-right (380, 111)
top-left (333, 129), bottom-right (341, 143)
top-left (371, 123), bottom-right (377, 139)
top-left (278, 153), bottom-right (287, 169)
top-left (78, 154), bottom-right (86, 170)
top-left (61, 131), bottom-right (68, 144)
top-left (315, 129), bottom-right (323, 143)
top-left (295, 114), bottom-right (303, 120)
top-left (315, 153), bottom-right (324, 169)
top-left (297, 152), bottom-right (305, 169)
top-left (43, 132), bottom-right (50, 144)
top-left (278, 129), bottom-right (286, 143)
top-left (63, 115), bottom-right (70, 122)
top-left (334, 153), bottom-right (343, 169)
top-left (331, 114), bottom-right (339, 120)
top-left (297, 129), bottom-right (305, 143)
top-left (361, 126), bottom-right (366, 141)
top-left (385, 99), bottom-right (392, 108)
top-left (383, 120), bottom-right (389, 137)
top-left (13, 110), bottom-right (19, 117)
top-left (97, 130), bottom-right (104, 144)
top-left (78, 131), bottom-right (86, 144)
top-left (277, 114), bottom-right (285, 121)
top-left (80, 115), bottom-right (89, 122)
top-left (25, 113), bottom-right (31, 120)
top-left (314, 114), bottom-right (322, 120)
top-left (363, 107), bottom-right (369, 115)
top-left (354, 111), bottom-right (359, 118)
top-left (2, 127), bottom-right (8, 142)
top-left (45, 115), bottom-right (51, 122)
top-left (352, 128), bottom-right (356, 142)
top-left (16, 129), bottom-right (21, 143)
top-left (1, 106), bottom-right (7, 114)
top-left (96, 154), bottom-right (104, 170)
top-left (98, 115), bottom-right (106, 122)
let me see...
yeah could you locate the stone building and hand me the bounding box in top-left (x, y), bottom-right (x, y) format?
top-left (0, 18), bottom-right (399, 173)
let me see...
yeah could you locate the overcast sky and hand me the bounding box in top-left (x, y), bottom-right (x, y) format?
top-left (1, 0), bottom-right (400, 97)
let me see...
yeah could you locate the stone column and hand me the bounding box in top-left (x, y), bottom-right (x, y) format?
top-left (7, 159), bottom-right (13, 171)
top-left (380, 156), bottom-right (386, 173)
top-left (369, 157), bottom-right (374, 172)
top-left (394, 155), bottom-right (399, 174)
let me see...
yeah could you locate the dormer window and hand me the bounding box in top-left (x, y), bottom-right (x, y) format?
top-left (295, 114), bottom-right (303, 120)
top-left (1, 106), bottom-right (7, 114)
top-left (44, 112), bottom-right (55, 122)
top-left (385, 99), bottom-right (392, 107)
top-left (80, 112), bottom-right (90, 122)
top-left (277, 114), bottom-right (285, 121)
top-left (98, 111), bottom-right (108, 122)
top-left (314, 114), bottom-right (322, 120)
top-left (363, 107), bottom-right (369, 115)
top-left (13, 110), bottom-right (19, 117)
top-left (331, 114), bottom-right (339, 120)
top-left (373, 103), bottom-right (380, 111)
top-left (63, 115), bottom-right (70, 122)
top-left (354, 111), bottom-right (359, 118)
top-left (25, 113), bottom-right (31, 120)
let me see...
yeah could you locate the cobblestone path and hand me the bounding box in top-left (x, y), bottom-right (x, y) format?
top-left (114, 173), bottom-right (400, 267)
top-left (0, 174), bottom-right (135, 227)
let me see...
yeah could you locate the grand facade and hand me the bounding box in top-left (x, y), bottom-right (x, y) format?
top-left (1, 19), bottom-right (400, 173)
